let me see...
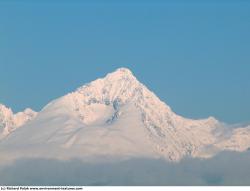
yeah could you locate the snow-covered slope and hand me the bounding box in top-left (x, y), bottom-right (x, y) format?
top-left (0, 68), bottom-right (250, 162)
top-left (0, 104), bottom-right (37, 140)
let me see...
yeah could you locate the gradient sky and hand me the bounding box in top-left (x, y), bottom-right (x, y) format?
top-left (0, 0), bottom-right (249, 123)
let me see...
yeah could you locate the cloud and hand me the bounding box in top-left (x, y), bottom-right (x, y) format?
top-left (0, 151), bottom-right (250, 186)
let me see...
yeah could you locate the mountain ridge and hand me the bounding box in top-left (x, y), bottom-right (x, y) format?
top-left (0, 104), bottom-right (37, 140)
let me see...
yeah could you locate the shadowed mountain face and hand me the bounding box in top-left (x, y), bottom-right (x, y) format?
top-left (0, 68), bottom-right (250, 162)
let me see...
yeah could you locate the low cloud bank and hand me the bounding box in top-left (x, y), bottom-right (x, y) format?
top-left (0, 151), bottom-right (250, 186)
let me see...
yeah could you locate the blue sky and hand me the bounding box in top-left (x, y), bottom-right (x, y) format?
top-left (0, 0), bottom-right (249, 123)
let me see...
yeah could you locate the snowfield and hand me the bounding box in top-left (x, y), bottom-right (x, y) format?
top-left (1, 68), bottom-right (250, 163)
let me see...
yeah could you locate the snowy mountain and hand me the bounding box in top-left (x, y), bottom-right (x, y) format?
top-left (0, 68), bottom-right (250, 162)
top-left (0, 104), bottom-right (37, 140)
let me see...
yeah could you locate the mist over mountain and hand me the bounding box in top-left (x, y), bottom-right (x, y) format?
top-left (1, 151), bottom-right (250, 186)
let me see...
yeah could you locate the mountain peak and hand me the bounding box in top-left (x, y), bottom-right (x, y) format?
top-left (112, 67), bottom-right (134, 76)
top-left (76, 67), bottom-right (140, 103)
top-left (0, 104), bottom-right (37, 139)
top-left (105, 67), bottom-right (137, 82)
top-left (0, 104), bottom-right (13, 118)
top-left (0, 103), bottom-right (8, 110)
